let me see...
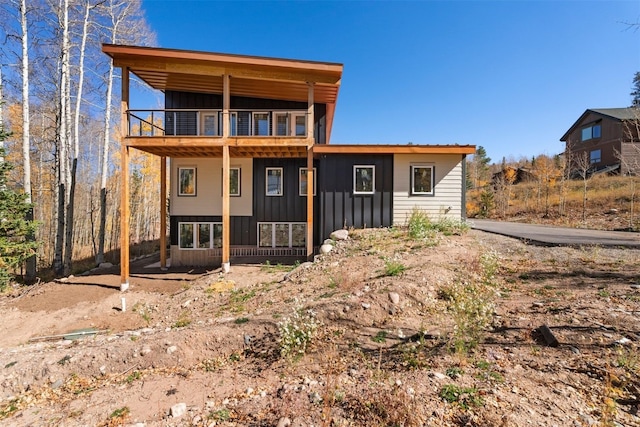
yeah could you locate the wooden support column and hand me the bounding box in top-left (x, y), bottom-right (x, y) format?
top-left (306, 82), bottom-right (315, 259)
top-left (222, 144), bottom-right (230, 272)
top-left (221, 74), bottom-right (231, 272)
top-left (222, 74), bottom-right (230, 138)
top-left (120, 68), bottom-right (130, 290)
top-left (160, 155), bottom-right (167, 269)
top-left (307, 148), bottom-right (314, 259)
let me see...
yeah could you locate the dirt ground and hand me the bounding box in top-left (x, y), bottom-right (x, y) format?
top-left (0, 228), bottom-right (639, 426)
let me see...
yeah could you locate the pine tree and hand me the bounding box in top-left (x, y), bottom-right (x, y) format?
top-left (0, 132), bottom-right (39, 289)
top-left (631, 71), bottom-right (640, 107)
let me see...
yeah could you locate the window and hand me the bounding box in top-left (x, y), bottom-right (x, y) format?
top-left (299, 168), bottom-right (316, 196)
top-left (231, 111), bottom-right (250, 136)
top-left (266, 167), bottom-right (283, 196)
top-left (353, 165), bottom-right (375, 194)
top-left (590, 149), bottom-right (601, 164)
top-left (253, 112), bottom-right (270, 136)
top-left (201, 112), bottom-right (219, 136)
top-left (178, 167), bottom-right (196, 196)
top-left (274, 112), bottom-right (288, 136)
top-left (411, 165), bottom-right (434, 195)
top-left (258, 223), bottom-right (306, 248)
top-left (179, 222), bottom-right (222, 249)
top-left (581, 124), bottom-right (602, 141)
top-left (222, 167), bottom-right (241, 196)
top-left (292, 113), bottom-right (306, 136)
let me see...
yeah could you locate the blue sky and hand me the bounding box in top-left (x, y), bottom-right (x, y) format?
top-left (139, 0), bottom-right (640, 162)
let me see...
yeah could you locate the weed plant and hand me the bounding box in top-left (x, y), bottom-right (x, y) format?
top-left (407, 208), bottom-right (469, 242)
top-left (277, 300), bottom-right (321, 360)
top-left (440, 251), bottom-right (500, 353)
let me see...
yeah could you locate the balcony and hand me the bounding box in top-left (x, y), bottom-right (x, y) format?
top-left (127, 109), bottom-right (310, 138)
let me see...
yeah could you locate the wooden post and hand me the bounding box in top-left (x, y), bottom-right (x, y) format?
top-left (306, 82), bottom-right (315, 259)
top-left (222, 144), bottom-right (230, 272)
top-left (160, 155), bottom-right (167, 269)
top-left (307, 148), bottom-right (314, 259)
top-left (307, 82), bottom-right (314, 143)
top-left (221, 74), bottom-right (231, 272)
top-left (120, 67), bottom-right (130, 291)
top-left (223, 74), bottom-right (230, 138)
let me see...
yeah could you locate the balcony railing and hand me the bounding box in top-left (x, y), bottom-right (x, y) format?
top-left (127, 109), bottom-right (309, 138)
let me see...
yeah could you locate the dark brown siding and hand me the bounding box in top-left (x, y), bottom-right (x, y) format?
top-left (165, 91), bottom-right (327, 143)
top-left (170, 216), bottom-right (253, 246)
top-left (564, 113), bottom-right (624, 171)
top-left (317, 154), bottom-right (393, 240)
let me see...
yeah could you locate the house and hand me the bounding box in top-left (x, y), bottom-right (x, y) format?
top-left (102, 44), bottom-right (475, 290)
top-left (560, 108), bottom-right (640, 175)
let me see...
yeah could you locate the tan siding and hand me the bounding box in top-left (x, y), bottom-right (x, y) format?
top-left (170, 158), bottom-right (253, 216)
top-left (393, 154), bottom-right (464, 225)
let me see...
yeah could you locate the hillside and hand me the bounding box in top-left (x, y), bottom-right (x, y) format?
top-left (0, 226), bottom-right (639, 426)
top-left (467, 174), bottom-right (640, 232)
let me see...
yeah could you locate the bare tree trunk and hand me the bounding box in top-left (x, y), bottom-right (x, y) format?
top-left (19, 0), bottom-right (37, 283)
top-left (64, 0), bottom-right (93, 274)
top-left (53, 0), bottom-right (71, 276)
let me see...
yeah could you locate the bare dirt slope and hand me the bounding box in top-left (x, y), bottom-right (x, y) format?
top-left (0, 228), bottom-right (639, 426)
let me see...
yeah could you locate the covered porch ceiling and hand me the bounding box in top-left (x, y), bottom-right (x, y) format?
top-left (102, 44), bottom-right (343, 114)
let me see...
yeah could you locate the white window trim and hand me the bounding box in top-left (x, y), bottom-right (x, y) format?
top-left (257, 222), bottom-right (306, 248)
top-left (291, 112), bottom-right (307, 137)
top-left (299, 167), bottom-right (317, 196)
top-left (178, 166), bottom-right (197, 196)
top-left (178, 222), bottom-right (223, 250)
top-left (353, 165), bottom-right (375, 195)
top-left (201, 111), bottom-right (222, 136)
top-left (410, 164), bottom-right (435, 196)
top-left (266, 167), bottom-right (283, 196)
top-left (273, 112), bottom-right (289, 136)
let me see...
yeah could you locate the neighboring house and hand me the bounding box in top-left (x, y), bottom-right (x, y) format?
top-left (560, 108), bottom-right (640, 175)
top-left (102, 44), bottom-right (475, 288)
top-left (492, 166), bottom-right (537, 186)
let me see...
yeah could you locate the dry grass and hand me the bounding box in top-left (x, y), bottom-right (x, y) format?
top-left (468, 174), bottom-right (640, 230)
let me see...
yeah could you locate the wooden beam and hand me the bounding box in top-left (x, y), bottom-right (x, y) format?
top-left (222, 144), bottom-right (230, 272)
top-left (160, 156), bottom-right (167, 269)
top-left (307, 149), bottom-right (314, 260)
top-left (312, 144), bottom-right (477, 155)
top-left (120, 67), bottom-right (130, 291)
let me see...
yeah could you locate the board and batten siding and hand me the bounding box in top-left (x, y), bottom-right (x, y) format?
top-left (393, 154), bottom-right (464, 225)
top-left (170, 158), bottom-right (253, 216)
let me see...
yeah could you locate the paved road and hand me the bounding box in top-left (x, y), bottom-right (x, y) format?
top-left (470, 219), bottom-right (640, 248)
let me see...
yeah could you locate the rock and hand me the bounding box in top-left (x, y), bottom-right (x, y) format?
top-left (141, 346), bottom-right (152, 356)
top-left (167, 345), bottom-right (178, 355)
top-left (320, 244), bottom-right (333, 254)
top-left (388, 292), bottom-right (400, 305)
top-left (323, 239), bottom-right (334, 245)
top-left (51, 379), bottom-right (64, 389)
top-left (532, 302), bottom-right (544, 308)
top-left (191, 415), bottom-right (201, 425)
top-left (431, 372), bottom-right (447, 380)
top-left (309, 391), bottom-right (323, 404)
top-left (361, 302), bottom-right (371, 309)
top-left (276, 417), bottom-right (291, 427)
top-left (182, 300), bottom-right (191, 308)
top-left (170, 402), bottom-right (187, 418)
top-left (631, 284), bottom-right (640, 290)
top-left (98, 262), bottom-right (113, 269)
top-left (330, 229), bottom-right (349, 241)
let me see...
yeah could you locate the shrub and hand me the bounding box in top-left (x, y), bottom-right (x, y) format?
top-left (407, 208), bottom-right (469, 241)
top-left (277, 300), bottom-right (321, 360)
